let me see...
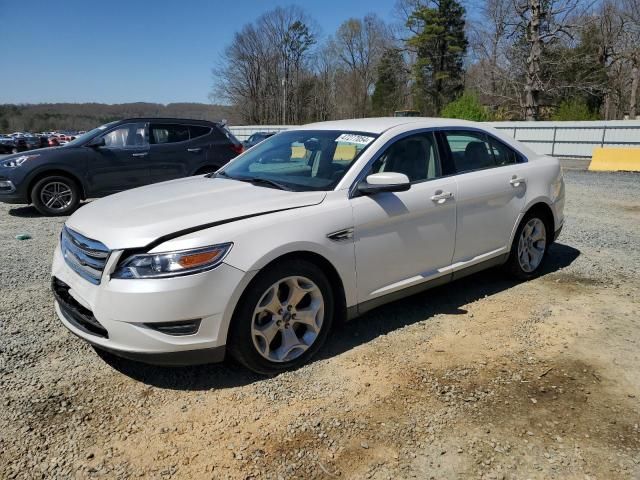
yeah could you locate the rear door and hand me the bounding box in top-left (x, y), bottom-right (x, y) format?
top-left (148, 123), bottom-right (192, 183)
top-left (439, 129), bottom-right (528, 264)
top-left (86, 122), bottom-right (150, 195)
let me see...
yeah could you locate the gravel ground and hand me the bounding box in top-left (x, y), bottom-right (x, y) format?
top-left (0, 169), bottom-right (639, 479)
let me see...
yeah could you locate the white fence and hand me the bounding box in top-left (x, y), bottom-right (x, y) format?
top-left (229, 120), bottom-right (640, 158)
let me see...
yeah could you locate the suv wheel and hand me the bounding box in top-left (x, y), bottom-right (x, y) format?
top-left (506, 213), bottom-right (549, 280)
top-left (31, 175), bottom-right (80, 216)
top-left (229, 259), bottom-right (334, 375)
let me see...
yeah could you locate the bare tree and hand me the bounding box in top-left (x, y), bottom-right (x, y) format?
top-left (620, 0), bottom-right (640, 118)
top-left (511, 0), bottom-right (586, 120)
top-left (213, 6), bottom-right (318, 124)
top-left (332, 14), bottom-right (390, 117)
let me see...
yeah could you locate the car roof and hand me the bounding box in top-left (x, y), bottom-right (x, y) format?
top-left (296, 116), bottom-right (538, 159)
top-left (115, 117), bottom-right (220, 126)
top-left (298, 117), bottom-right (484, 134)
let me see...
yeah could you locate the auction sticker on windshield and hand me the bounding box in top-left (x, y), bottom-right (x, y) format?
top-left (335, 134), bottom-right (375, 145)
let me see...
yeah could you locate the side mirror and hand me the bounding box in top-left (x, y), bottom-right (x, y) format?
top-left (358, 172), bottom-right (411, 195)
top-left (87, 137), bottom-right (106, 148)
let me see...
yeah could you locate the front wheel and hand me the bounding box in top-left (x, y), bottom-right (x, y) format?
top-left (228, 260), bottom-right (334, 375)
top-left (505, 214), bottom-right (549, 280)
top-left (31, 175), bottom-right (80, 216)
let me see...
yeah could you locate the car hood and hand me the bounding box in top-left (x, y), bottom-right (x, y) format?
top-left (66, 176), bottom-right (327, 250)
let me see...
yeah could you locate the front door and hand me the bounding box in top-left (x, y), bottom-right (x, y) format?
top-left (86, 122), bottom-right (150, 196)
top-left (351, 132), bottom-right (458, 304)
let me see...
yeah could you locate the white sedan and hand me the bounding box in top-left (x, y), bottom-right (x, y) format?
top-left (52, 118), bottom-right (565, 374)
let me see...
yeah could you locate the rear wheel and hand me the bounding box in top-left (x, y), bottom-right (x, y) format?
top-left (228, 259), bottom-right (334, 375)
top-left (505, 213), bottom-right (549, 280)
top-left (31, 175), bottom-right (80, 216)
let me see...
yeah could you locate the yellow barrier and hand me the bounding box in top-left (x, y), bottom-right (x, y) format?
top-left (589, 147), bottom-right (640, 172)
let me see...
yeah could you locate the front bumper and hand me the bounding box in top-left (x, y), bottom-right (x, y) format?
top-left (0, 169), bottom-right (29, 204)
top-left (51, 243), bottom-right (247, 366)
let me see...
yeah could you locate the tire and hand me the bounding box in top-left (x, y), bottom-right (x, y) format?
top-left (505, 212), bottom-right (550, 280)
top-left (228, 259), bottom-right (334, 375)
top-left (31, 175), bottom-right (80, 216)
top-left (11, 147), bottom-right (18, 154)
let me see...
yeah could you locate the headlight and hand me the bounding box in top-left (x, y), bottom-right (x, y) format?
top-left (2, 154), bottom-right (39, 168)
top-left (112, 243), bottom-right (232, 279)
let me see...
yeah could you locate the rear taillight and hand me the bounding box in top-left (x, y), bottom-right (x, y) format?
top-left (229, 144), bottom-right (244, 155)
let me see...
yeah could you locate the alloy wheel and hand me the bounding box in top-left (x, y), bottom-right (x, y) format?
top-left (40, 181), bottom-right (74, 212)
top-left (251, 276), bottom-right (325, 363)
top-left (517, 218), bottom-right (546, 273)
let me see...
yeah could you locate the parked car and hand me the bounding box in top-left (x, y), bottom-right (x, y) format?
top-left (0, 136), bottom-right (16, 153)
top-left (243, 131), bottom-right (276, 149)
top-left (12, 137), bottom-right (28, 153)
top-left (0, 118), bottom-right (243, 215)
top-left (50, 118), bottom-right (565, 374)
top-left (23, 136), bottom-right (43, 150)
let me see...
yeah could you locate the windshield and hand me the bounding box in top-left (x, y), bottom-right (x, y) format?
top-left (219, 130), bottom-right (378, 191)
top-left (63, 121), bottom-right (119, 147)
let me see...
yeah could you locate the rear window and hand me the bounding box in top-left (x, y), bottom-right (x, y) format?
top-left (150, 124), bottom-right (190, 144)
top-left (190, 125), bottom-right (211, 139)
top-left (221, 126), bottom-right (240, 144)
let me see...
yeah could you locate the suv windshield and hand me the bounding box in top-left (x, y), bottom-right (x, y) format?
top-left (219, 130), bottom-right (378, 191)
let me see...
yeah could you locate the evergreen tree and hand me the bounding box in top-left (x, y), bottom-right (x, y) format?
top-left (406, 0), bottom-right (468, 115)
top-left (372, 48), bottom-right (406, 116)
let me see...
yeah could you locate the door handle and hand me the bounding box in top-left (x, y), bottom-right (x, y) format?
top-left (131, 152), bottom-right (148, 157)
top-left (430, 191), bottom-right (453, 204)
top-left (510, 176), bottom-right (526, 187)
top-left (187, 147), bottom-right (202, 153)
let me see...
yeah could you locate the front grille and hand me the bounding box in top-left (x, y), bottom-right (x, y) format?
top-left (60, 226), bottom-right (109, 285)
top-left (52, 277), bottom-right (108, 338)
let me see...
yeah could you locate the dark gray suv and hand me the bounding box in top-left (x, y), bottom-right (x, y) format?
top-left (0, 118), bottom-right (243, 215)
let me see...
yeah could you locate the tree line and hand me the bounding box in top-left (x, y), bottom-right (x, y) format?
top-left (0, 103), bottom-right (240, 133)
top-left (212, 0), bottom-right (640, 123)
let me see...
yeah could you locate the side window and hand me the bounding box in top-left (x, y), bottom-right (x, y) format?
top-left (189, 125), bottom-right (211, 139)
top-left (442, 131), bottom-right (496, 173)
top-left (150, 124), bottom-right (190, 144)
top-left (488, 136), bottom-right (520, 165)
top-left (102, 123), bottom-right (147, 149)
top-left (369, 132), bottom-right (441, 183)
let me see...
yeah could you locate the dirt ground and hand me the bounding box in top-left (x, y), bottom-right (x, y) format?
top-left (1, 168), bottom-right (639, 479)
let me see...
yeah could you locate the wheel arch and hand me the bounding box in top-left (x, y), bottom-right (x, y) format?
top-left (26, 169), bottom-right (86, 203)
top-left (225, 250), bottom-right (348, 344)
top-left (510, 199), bottom-right (556, 248)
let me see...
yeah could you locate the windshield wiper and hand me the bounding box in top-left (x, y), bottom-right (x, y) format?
top-left (235, 176), bottom-right (292, 191)
top-left (210, 171), bottom-right (292, 191)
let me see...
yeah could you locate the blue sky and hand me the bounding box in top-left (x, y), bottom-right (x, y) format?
top-left (0, 0), bottom-right (398, 105)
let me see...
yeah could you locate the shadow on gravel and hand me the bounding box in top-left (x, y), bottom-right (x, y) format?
top-left (8, 203), bottom-right (91, 218)
top-left (95, 348), bottom-right (264, 391)
top-left (97, 242), bottom-right (580, 391)
top-left (8, 205), bottom-right (42, 217)
top-left (319, 242), bottom-right (580, 362)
